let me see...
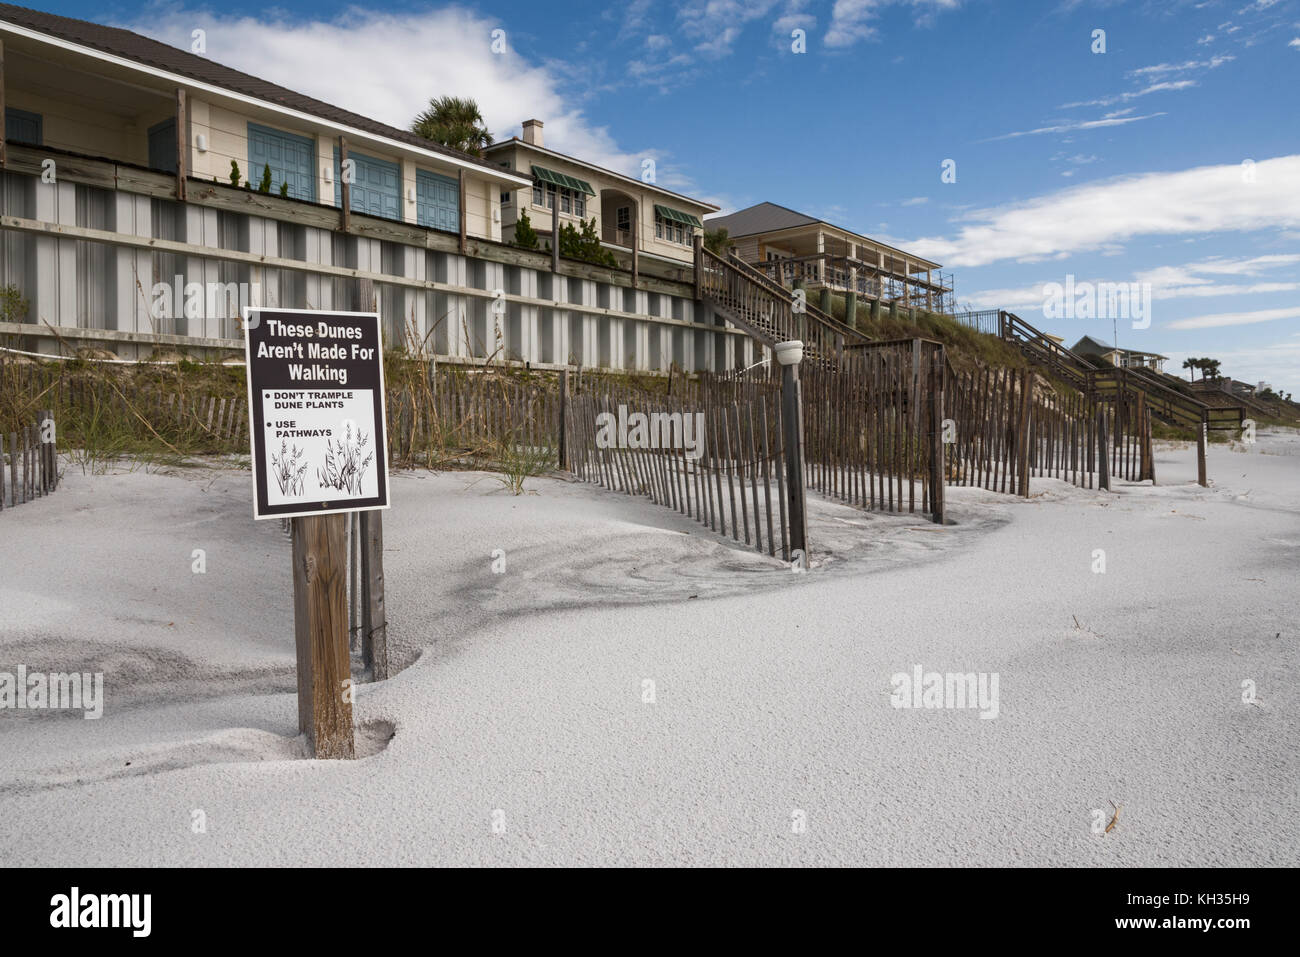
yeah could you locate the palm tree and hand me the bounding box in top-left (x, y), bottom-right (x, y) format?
top-left (411, 96), bottom-right (492, 157)
top-left (1182, 357), bottom-right (1198, 381)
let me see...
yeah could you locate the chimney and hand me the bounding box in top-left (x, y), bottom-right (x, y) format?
top-left (522, 119), bottom-right (543, 147)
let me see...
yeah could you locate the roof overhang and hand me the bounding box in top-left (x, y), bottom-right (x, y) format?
top-left (0, 18), bottom-right (533, 188)
top-left (719, 219), bottom-right (942, 271)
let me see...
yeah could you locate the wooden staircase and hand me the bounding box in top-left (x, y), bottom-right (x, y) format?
top-left (697, 247), bottom-right (871, 368)
top-left (998, 311), bottom-right (1242, 431)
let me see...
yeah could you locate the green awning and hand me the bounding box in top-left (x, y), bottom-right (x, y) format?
top-left (531, 165), bottom-right (595, 196)
top-left (655, 204), bottom-right (702, 228)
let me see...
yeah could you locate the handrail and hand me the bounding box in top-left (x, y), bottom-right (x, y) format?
top-left (724, 251), bottom-right (873, 347)
top-left (699, 247), bottom-right (848, 365)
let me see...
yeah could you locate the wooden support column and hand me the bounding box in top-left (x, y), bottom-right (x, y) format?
top-left (338, 136), bottom-right (351, 233)
top-left (458, 168), bottom-right (467, 254)
top-left (291, 515), bottom-right (355, 759)
top-left (175, 88), bottom-right (188, 201)
top-left (693, 232), bottom-right (703, 300)
top-left (1196, 415), bottom-right (1208, 487)
top-left (0, 37), bottom-right (7, 168)
top-left (630, 204), bottom-right (639, 289)
top-left (358, 276), bottom-right (374, 314)
top-left (1138, 392), bottom-right (1155, 483)
top-left (776, 341), bottom-right (808, 559)
top-left (1017, 368), bottom-right (1033, 497)
top-left (1097, 407), bottom-right (1111, 491)
top-left (360, 511), bottom-right (388, 680)
top-left (551, 204), bottom-right (560, 274)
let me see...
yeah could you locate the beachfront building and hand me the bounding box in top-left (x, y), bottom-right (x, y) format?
top-left (0, 4), bottom-right (753, 372)
top-left (1071, 336), bottom-right (1167, 373)
top-left (704, 202), bottom-right (955, 315)
top-left (485, 120), bottom-right (717, 269)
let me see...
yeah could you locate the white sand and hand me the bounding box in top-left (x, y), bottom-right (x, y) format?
top-left (1, 431), bottom-right (1296, 866)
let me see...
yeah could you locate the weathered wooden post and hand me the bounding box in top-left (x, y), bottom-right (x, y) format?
top-left (1017, 369), bottom-right (1033, 497)
top-left (693, 233), bottom-right (703, 301)
top-left (1097, 406), bottom-right (1111, 491)
top-left (1138, 392), bottom-right (1155, 483)
top-left (928, 350), bottom-right (946, 524)
top-left (338, 136), bottom-right (351, 233)
top-left (7, 431), bottom-right (16, 505)
top-left (458, 168), bottom-right (467, 255)
top-left (558, 369), bottom-right (570, 471)
top-left (360, 511), bottom-right (388, 680)
top-left (1197, 414), bottom-right (1208, 488)
top-left (42, 409), bottom-right (56, 492)
top-left (244, 306), bottom-right (390, 759)
top-left (630, 204), bottom-right (639, 289)
top-left (551, 205), bottom-right (560, 275)
top-left (775, 340), bottom-right (808, 560)
top-left (292, 515), bottom-right (355, 759)
top-left (175, 88), bottom-right (188, 202)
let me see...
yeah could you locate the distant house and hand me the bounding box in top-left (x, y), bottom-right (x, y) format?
top-left (1070, 336), bottom-right (1167, 373)
top-left (704, 202), bottom-right (953, 313)
top-left (484, 120), bottom-right (718, 267)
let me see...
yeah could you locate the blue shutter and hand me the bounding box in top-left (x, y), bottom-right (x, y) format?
top-left (4, 108), bottom-right (42, 145)
top-left (247, 123), bottom-right (316, 201)
top-left (333, 147), bottom-right (401, 220)
top-left (415, 169), bottom-right (460, 231)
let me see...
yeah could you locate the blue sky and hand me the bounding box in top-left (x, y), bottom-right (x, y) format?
top-left (42, 0), bottom-right (1300, 392)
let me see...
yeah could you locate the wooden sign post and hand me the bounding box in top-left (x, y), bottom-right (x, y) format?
top-left (243, 307), bottom-right (390, 758)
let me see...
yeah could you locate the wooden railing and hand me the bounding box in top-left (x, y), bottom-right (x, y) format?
top-left (697, 247), bottom-right (873, 368)
top-left (998, 310), bottom-right (1242, 431)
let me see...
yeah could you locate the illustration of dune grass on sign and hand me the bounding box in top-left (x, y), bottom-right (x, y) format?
top-left (270, 440), bottom-right (307, 496)
top-left (317, 423), bottom-right (373, 495)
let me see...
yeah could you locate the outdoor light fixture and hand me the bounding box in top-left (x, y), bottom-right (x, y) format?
top-left (774, 340), bottom-right (804, 366)
top-left (195, 133), bottom-right (207, 153)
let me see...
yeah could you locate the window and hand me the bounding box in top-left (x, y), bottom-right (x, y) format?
top-left (653, 209), bottom-right (695, 246)
top-left (532, 180), bottom-right (587, 218)
top-left (5, 108), bottom-right (43, 145)
top-left (501, 191), bottom-right (511, 205)
top-left (616, 206), bottom-right (631, 232)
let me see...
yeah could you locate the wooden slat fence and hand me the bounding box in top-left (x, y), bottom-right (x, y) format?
top-left (566, 376), bottom-right (792, 560)
top-left (803, 339), bottom-right (946, 521)
top-left (1, 409), bottom-right (57, 511)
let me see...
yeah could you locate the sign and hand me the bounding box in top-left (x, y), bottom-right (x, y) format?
top-left (243, 307), bottom-right (389, 520)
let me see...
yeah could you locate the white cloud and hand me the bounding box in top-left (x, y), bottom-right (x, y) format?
top-left (1060, 80), bottom-right (1198, 109)
top-left (1128, 55), bottom-right (1235, 78)
top-left (824, 0), bottom-right (959, 48)
top-left (983, 112), bottom-right (1165, 142)
top-left (122, 6), bottom-right (696, 190)
top-left (900, 196), bottom-right (930, 206)
top-left (905, 156), bottom-right (1300, 268)
top-left (1166, 306), bottom-right (1300, 329)
top-left (1290, 37), bottom-right (1300, 48)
